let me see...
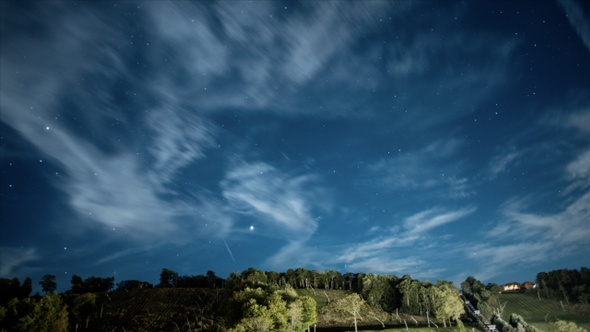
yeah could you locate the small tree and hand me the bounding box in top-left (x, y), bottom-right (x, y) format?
top-left (71, 275), bottom-right (83, 293)
top-left (206, 270), bottom-right (218, 287)
top-left (159, 268), bottom-right (179, 288)
top-left (332, 293), bottom-right (363, 332)
top-left (20, 277), bottom-right (33, 299)
top-left (300, 295), bottom-right (317, 329)
top-left (39, 275), bottom-right (57, 294)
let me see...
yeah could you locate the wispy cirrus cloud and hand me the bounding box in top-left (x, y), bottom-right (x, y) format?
top-left (0, 247), bottom-right (39, 277)
top-left (498, 184), bottom-right (590, 246)
top-left (221, 161), bottom-right (331, 269)
top-left (564, 109), bottom-right (590, 134)
top-left (146, 107), bottom-right (216, 187)
top-left (2, 88), bottom-right (213, 240)
top-left (0, 2), bottom-right (217, 240)
top-left (489, 149), bottom-right (521, 179)
top-left (335, 236), bottom-right (416, 263)
top-left (221, 161), bottom-right (327, 240)
top-left (498, 110), bottom-right (590, 246)
top-left (557, 0), bottom-right (590, 54)
top-left (334, 206), bottom-right (475, 276)
top-left (345, 257), bottom-right (432, 277)
top-left (368, 139), bottom-right (474, 198)
top-left (144, 1), bottom-right (413, 115)
top-left (473, 109), bottom-right (590, 279)
top-left (404, 206), bottom-right (477, 234)
top-left (468, 241), bottom-right (555, 280)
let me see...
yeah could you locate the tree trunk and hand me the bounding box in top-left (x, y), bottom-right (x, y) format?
top-left (560, 284), bottom-right (570, 305)
top-left (373, 316), bottom-right (385, 328)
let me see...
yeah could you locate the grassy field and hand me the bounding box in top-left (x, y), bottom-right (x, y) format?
top-left (500, 293), bottom-right (590, 332)
top-left (296, 288), bottom-right (351, 309)
top-left (329, 292), bottom-right (590, 332)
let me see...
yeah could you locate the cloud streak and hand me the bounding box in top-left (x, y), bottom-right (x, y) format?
top-left (368, 139), bottom-right (474, 198)
top-left (146, 107), bottom-right (216, 187)
top-left (404, 207), bottom-right (477, 234)
top-left (489, 150), bottom-right (521, 179)
top-left (470, 109), bottom-right (590, 280)
top-left (0, 247), bottom-right (39, 277)
top-left (557, 0), bottom-right (590, 54)
top-left (222, 162), bottom-right (326, 239)
top-left (0, 3), bottom-right (218, 241)
top-left (334, 206), bottom-right (475, 277)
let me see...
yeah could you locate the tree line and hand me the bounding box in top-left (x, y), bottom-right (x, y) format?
top-left (160, 267), bottom-right (466, 326)
top-left (1, 266), bottom-right (470, 331)
top-left (3, 266), bottom-right (588, 331)
top-left (535, 267), bottom-right (590, 306)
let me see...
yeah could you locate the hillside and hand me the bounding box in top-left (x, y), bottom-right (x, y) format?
top-left (500, 293), bottom-right (590, 332)
top-left (73, 289), bottom-right (590, 332)
top-left (83, 288), bottom-right (441, 331)
top-left (96, 288), bottom-right (229, 331)
top-left (75, 288), bottom-right (392, 331)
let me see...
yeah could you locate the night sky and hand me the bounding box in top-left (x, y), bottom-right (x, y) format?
top-left (1, 0), bottom-right (590, 293)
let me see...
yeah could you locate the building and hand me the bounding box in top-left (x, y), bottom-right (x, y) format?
top-left (502, 282), bottom-right (522, 292)
top-left (521, 281), bottom-right (536, 289)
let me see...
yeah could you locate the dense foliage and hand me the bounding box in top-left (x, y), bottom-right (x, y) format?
top-left (552, 319), bottom-right (588, 332)
top-left (535, 268), bottom-right (590, 306)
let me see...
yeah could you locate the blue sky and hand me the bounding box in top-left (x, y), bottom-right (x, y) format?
top-left (1, 0), bottom-right (589, 292)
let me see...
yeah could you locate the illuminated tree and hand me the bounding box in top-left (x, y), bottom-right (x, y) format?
top-left (17, 293), bottom-right (68, 332)
top-left (552, 320), bottom-right (587, 332)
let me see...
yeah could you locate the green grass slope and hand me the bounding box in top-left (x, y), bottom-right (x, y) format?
top-left (500, 293), bottom-right (590, 332)
top-left (295, 289), bottom-right (351, 310)
top-left (96, 288), bottom-right (228, 331)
